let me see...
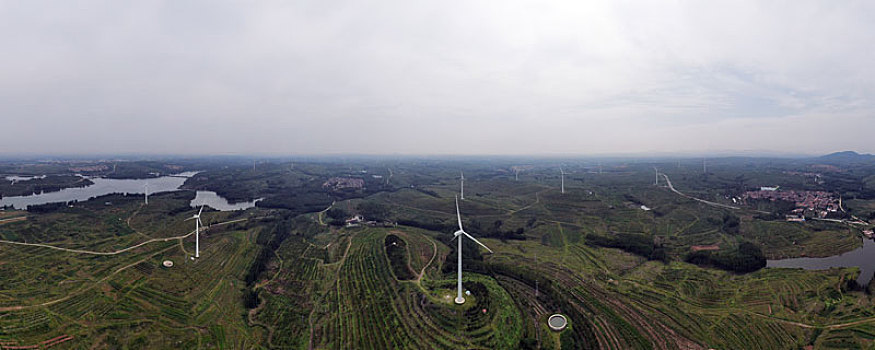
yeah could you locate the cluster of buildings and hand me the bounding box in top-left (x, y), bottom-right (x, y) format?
top-left (344, 214), bottom-right (395, 228)
top-left (322, 177), bottom-right (365, 191)
top-left (68, 164), bottom-right (109, 172)
top-left (743, 188), bottom-right (841, 220)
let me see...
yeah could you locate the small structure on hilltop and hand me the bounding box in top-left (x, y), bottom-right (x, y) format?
top-left (548, 314), bottom-right (568, 331)
top-left (345, 214), bottom-right (364, 227)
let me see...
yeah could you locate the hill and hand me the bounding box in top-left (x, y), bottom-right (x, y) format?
top-left (817, 151), bottom-right (875, 164)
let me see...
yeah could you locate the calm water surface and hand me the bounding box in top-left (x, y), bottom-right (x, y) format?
top-left (190, 191), bottom-right (261, 211)
top-left (0, 175), bottom-right (188, 209)
top-left (767, 238), bottom-right (875, 285)
top-left (1, 172), bottom-right (254, 212)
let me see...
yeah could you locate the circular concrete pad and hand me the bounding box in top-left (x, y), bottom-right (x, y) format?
top-left (548, 314), bottom-right (567, 331)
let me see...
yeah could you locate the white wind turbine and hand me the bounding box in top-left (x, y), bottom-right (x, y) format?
top-left (459, 171), bottom-right (465, 200)
top-left (452, 196), bottom-right (492, 304)
top-left (559, 167), bottom-right (567, 194)
top-left (186, 205), bottom-right (205, 258)
top-left (653, 167), bottom-right (659, 186)
top-left (144, 183), bottom-right (149, 205)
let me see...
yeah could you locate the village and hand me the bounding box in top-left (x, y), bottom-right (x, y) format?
top-left (742, 187), bottom-right (842, 220)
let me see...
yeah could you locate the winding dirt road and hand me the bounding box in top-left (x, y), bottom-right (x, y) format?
top-left (0, 218), bottom-right (248, 255)
top-left (661, 174), bottom-right (742, 210)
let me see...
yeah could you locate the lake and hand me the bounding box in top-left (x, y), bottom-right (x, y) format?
top-left (190, 191), bottom-right (261, 211)
top-left (0, 172), bottom-right (258, 212)
top-left (1, 175), bottom-right (188, 209)
top-left (767, 238), bottom-right (875, 285)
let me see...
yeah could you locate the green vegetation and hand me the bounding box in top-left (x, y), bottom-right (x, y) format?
top-left (385, 234), bottom-right (416, 280)
top-left (685, 241), bottom-right (766, 273)
top-left (2, 157), bottom-right (875, 348)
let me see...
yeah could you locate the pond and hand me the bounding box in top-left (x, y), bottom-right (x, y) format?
top-left (767, 238), bottom-right (875, 285)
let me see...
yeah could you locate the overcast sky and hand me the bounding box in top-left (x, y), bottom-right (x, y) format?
top-left (1, 1), bottom-right (873, 156)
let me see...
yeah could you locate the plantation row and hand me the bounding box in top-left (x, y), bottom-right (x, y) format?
top-left (306, 229), bottom-right (523, 349)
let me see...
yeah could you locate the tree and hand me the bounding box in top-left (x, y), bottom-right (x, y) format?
top-left (326, 207), bottom-right (349, 226)
top-left (356, 201), bottom-right (390, 221)
top-left (722, 213), bottom-right (740, 234)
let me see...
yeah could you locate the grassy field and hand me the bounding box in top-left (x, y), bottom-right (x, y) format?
top-left (0, 192), bottom-right (265, 349)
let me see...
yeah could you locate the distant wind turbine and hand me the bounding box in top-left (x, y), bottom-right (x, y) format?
top-left (460, 171), bottom-right (465, 200)
top-left (452, 196), bottom-right (492, 304)
top-left (144, 183), bottom-right (149, 205)
top-left (654, 167), bottom-right (659, 186)
top-left (559, 167), bottom-right (566, 194)
top-left (186, 206), bottom-right (205, 258)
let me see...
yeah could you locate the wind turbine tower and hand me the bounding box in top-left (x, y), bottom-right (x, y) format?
top-left (654, 167), bottom-right (659, 186)
top-left (452, 196), bottom-right (492, 304)
top-left (144, 183), bottom-right (149, 205)
top-left (703, 158), bottom-right (707, 174)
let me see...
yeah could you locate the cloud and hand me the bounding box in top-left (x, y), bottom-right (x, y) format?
top-left (0, 0), bottom-right (873, 155)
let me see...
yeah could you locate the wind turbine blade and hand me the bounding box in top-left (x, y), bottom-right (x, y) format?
top-left (198, 218), bottom-right (203, 227)
top-left (185, 216), bottom-right (196, 221)
top-left (198, 205), bottom-right (204, 217)
top-left (455, 196), bottom-right (464, 231)
top-left (461, 231), bottom-right (493, 253)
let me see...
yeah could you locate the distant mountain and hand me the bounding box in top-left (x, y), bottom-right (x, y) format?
top-left (817, 151), bottom-right (875, 163)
